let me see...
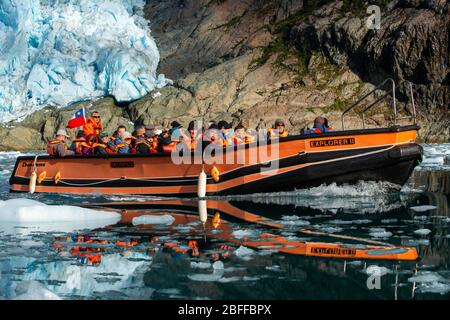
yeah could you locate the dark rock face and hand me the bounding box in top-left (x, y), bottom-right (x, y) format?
top-left (289, 1), bottom-right (449, 112)
top-left (144, 0), bottom-right (303, 79)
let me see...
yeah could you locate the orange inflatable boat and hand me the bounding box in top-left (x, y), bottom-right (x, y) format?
top-left (9, 79), bottom-right (422, 196)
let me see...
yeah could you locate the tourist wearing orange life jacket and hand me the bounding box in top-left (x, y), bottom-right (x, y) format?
top-left (162, 121), bottom-right (183, 152)
top-left (218, 120), bottom-right (234, 147)
top-left (93, 132), bottom-right (116, 155)
top-left (183, 120), bottom-right (203, 150)
top-left (233, 124), bottom-right (256, 145)
top-left (46, 129), bottom-right (75, 157)
top-left (203, 123), bottom-right (222, 147)
top-left (130, 125), bottom-right (146, 153)
top-left (136, 131), bottom-right (158, 154)
top-left (70, 130), bottom-right (88, 155)
top-left (267, 118), bottom-right (289, 139)
top-left (83, 111), bottom-right (103, 137)
top-left (114, 131), bottom-right (133, 154)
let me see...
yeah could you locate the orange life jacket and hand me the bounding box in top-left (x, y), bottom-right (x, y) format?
top-left (163, 141), bottom-right (178, 153)
top-left (135, 140), bottom-right (157, 153)
top-left (92, 142), bottom-right (116, 154)
top-left (83, 117), bottom-right (103, 137)
top-left (268, 128), bottom-right (289, 138)
top-left (46, 139), bottom-right (66, 156)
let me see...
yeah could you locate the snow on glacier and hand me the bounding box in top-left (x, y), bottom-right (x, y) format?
top-left (0, 0), bottom-right (170, 122)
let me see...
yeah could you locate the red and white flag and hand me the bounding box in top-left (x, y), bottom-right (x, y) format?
top-left (67, 107), bottom-right (86, 128)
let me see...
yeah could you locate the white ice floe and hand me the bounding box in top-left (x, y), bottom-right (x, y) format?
top-left (365, 265), bottom-right (390, 276)
top-left (413, 228), bottom-right (432, 236)
top-left (231, 229), bottom-right (259, 239)
top-left (14, 281), bottom-right (61, 300)
top-left (234, 246), bottom-right (255, 259)
top-left (213, 261), bottom-right (224, 270)
top-left (132, 215), bottom-right (175, 226)
top-left (0, 0), bottom-right (171, 122)
top-left (408, 271), bottom-right (450, 295)
top-left (187, 269), bottom-right (224, 282)
top-left (368, 228), bottom-right (393, 238)
top-left (0, 198), bottom-right (120, 234)
top-left (190, 261), bottom-right (211, 269)
top-left (410, 205), bottom-right (437, 212)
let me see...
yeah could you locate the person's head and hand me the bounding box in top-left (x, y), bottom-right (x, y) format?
top-left (145, 131), bottom-right (155, 143)
top-left (274, 119), bottom-right (285, 133)
top-left (91, 111), bottom-right (100, 123)
top-left (116, 125), bottom-right (126, 137)
top-left (323, 117), bottom-right (329, 128)
top-left (313, 116), bottom-right (325, 128)
top-left (99, 132), bottom-right (109, 144)
top-left (234, 124), bottom-right (245, 137)
top-left (120, 131), bottom-right (133, 145)
top-left (56, 129), bottom-right (69, 142)
top-left (135, 125), bottom-right (145, 137)
top-left (145, 124), bottom-right (156, 133)
top-left (154, 129), bottom-right (162, 137)
top-left (218, 120), bottom-right (229, 132)
top-left (87, 134), bottom-right (97, 144)
top-left (170, 121), bottom-right (182, 129)
top-left (188, 120), bottom-right (199, 137)
top-left (76, 130), bottom-right (86, 139)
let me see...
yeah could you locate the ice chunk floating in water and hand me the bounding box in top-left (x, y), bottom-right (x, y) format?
top-left (132, 215), bottom-right (175, 226)
top-left (0, 198), bottom-right (120, 234)
top-left (0, 0), bottom-right (171, 122)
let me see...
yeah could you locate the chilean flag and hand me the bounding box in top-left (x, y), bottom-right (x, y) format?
top-left (67, 107), bottom-right (87, 128)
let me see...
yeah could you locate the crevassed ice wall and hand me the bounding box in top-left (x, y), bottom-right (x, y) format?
top-left (0, 0), bottom-right (170, 122)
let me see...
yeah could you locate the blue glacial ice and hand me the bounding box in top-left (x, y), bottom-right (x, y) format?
top-left (0, 0), bottom-right (170, 122)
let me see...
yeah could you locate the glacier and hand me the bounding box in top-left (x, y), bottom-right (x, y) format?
top-left (0, 0), bottom-right (170, 123)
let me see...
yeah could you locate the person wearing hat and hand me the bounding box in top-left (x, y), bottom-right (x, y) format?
top-left (113, 131), bottom-right (132, 154)
top-left (131, 125), bottom-right (146, 153)
top-left (182, 120), bottom-right (203, 150)
top-left (145, 124), bottom-right (156, 134)
top-left (93, 132), bottom-right (116, 155)
top-left (136, 131), bottom-right (158, 154)
top-left (46, 129), bottom-right (75, 157)
top-left (267, 118), bottom-right (289, 140)
top-left (70, 130), bottom-right (88, 155)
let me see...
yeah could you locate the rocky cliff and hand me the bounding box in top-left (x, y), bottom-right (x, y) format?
top-left (0, 0), bottom-right (448, 151)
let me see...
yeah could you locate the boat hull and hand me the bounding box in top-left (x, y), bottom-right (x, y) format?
top-left (9, 126), bottom-right (423, 196)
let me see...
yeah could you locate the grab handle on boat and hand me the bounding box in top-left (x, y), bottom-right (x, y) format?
top-left (341, 77), bottom-right (397, 130)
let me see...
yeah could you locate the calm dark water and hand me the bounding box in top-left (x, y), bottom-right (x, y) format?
top-left (0, 146), bottom-right (449, 300)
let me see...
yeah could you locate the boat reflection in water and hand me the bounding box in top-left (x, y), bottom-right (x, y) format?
top-left (44, 196), bottom-right (446, 300)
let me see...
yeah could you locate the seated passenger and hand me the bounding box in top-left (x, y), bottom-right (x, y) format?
top-left (93, 132), bottom-right (115, 155)
top-left (203, 123), bottom-right (222, 148)
top-left (47, 129), bottom-right (75, 157)
top-left (218, 120), bottom-right (234, 147)
top-left (233, 124), bottom-right (246, 145)
top-left (70, 130), bottom-right (87, 154)
top-left (183, 120), bottom-right (202, 150)
top-left (304, 116), bottom-right (330, 134)
top-left (115, 131), bottom-right (132, 154)
top-left (112, 125), bottom-right (127, 141)
top-left (83, 134), bottom-right (97, 156)
top-left (136, 131), bottom-right (158, 154)
top-left (267, 119), bottom-right (289, 139)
